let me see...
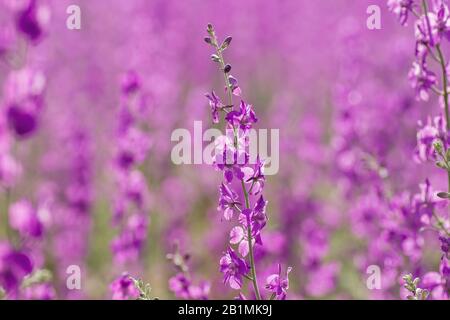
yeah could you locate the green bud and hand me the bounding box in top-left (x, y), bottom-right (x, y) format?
top-left (433, 140), bottom-right (444, 155)
top-left (437, 191), bottom-right (450, 199)
top-left (220, 36), bottom-right (232, 50)
top-left (436, 161), bottom-right (446, 169)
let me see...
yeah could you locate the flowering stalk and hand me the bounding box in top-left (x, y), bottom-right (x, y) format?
top-left (390, 0), bottom-right (450, 299)
top-left (206, 24), bottom-right (262, 300)
top-left (423, 0), bottom-right (450, 195)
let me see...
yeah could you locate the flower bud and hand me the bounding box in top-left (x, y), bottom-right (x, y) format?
top-left (221, 36), bottom-right (232, 50)
top-left (211, 54), bottom-right (220, 62)
top-left (224, 64), bottom-right (231, 73)
top-left (204, 37), bottom-right (212, 45)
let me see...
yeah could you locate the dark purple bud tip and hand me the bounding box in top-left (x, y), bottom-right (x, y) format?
top-left (221, 36), bottom-right (232, 50)
top-left (204, 37), bottom-right (212, 45)
top-left (224, 64), bottom-right (231, 73)
top-left (207, 23), bottom-right (213, 32)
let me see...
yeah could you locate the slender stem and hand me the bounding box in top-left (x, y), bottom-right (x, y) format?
top-left (422, 0), bottom-right (450, 222)
top-left (2, 188), bottom-right (12, 242)
top-left (436, 45), bottom-right (450, 196)
top-left (209, 29), bottom-right (262, 300)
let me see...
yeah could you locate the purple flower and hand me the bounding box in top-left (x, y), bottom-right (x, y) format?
top-left (430, 4), bottom-right (450, 44)
top-left (238, 195), bottom-right (268, 238)
top-left (421, 257), bottom-right (449, 300)
top-left (219, 247), bottom-right (249, 290)
top-left (116, 127), bottom-right (152, 169)
top-left (15, 0), bottom-right (50, 43)
top-left (3, 68), bottom-right (46, 138)
top-left (242, 156), bottom-right (265, 195)
top-left (388, 0), bottom-right (414, 26)
top-left (111, 214), bottom-right (148, 264)
top-left (408, 61), bottom-right (437, 101)
top-left (0, 243), bottom-right (33, 294)
top-left (227, 75), bottom-right (241, 96)
top-left (229, 225), bottom-right (253, 257)
top-left (110, 273), bottom-right (139, 300)
top-left (121, 70), bottom-right (141, 95)
top-left (415, 12), bottom-right (435, 48)
top-left (225, 100), bottom-right (258, 130)
top-left (214, 133), bottom-right (248, 183)
top-left (9, 199), bottom-right (43, 238)
top-left (23, 283), bottom-right (55, 300)
top-left (218, 183), bottom-right (241, 220)
top-left (0, 154), bottom-right (22, 188)
top-left (265, 264), bottom-right (292, 300)
top-left (415, 115), bottom-right (448, 162)
top-left (205, 91), bottom-right (224, 124)
top-left (439, 236), bottom-right (450, 257)
top-left (169, 273), bottom-right (210, 300)
top-left (305, 262), bottom-right (340, 297)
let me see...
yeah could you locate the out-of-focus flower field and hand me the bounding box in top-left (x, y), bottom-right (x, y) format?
top-left (0, 0), bottom-right (449, 300)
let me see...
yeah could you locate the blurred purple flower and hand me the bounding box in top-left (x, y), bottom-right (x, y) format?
top-left (0, 243), bottom-right (33, 294)
top-left (169, 273), bottom-right (210, 300)
top-left (265, 264), bottom-right (292, 300)
top-left (415, 114), bottom-right (448, 162)
top-left (110, 273), bottom-right (139, 300)
top-left (408, 61), bottom-right (437, 101)
top-left (421, 257), bottom-right (449, 300)
top-left (9, 199), bottom-right (43, 238)
top-left (23, 283), bottom-right (55, 300)
top-left (388, 0), bottom-right (414, 26)
top-left (3, 68), bottom-right (46, 138)
top-left (15, 0), bottom-right (50, 43)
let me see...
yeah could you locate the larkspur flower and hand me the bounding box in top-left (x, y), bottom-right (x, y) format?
top-left (110, 273), bottom-right (139, 300)
top-left (388, 0), bottom-right (414, 26)
top-left (430, 3), bottom-right (450, 44)
top-left (415, 114), bottom-right (448, 162)
top-left (3, 68), bottom-right (46, 138)
top-left (229, 225), bottom-right (254, 257)
top-left (205, 91), bottom-right (224, 124)
top-left (214, 132), bottom-right (248, 183)
top-left (14, 0), bottom-right (50, 43)
top-left (227, 75), bottom-right (241, 96)
top-left (225, 100), bottom-right (258, 131)
top-left (408, 61), bottom-right (437, 101)
top-left (218, 183), bottom-right (241, 220)
top-left (9, 199), bottom-right (43, 238)
top-left (0, 243), bottom-right (33, 295)
top-left (439, 236), bottom-right (450, 257)
top-left (242, 156), bottom-right (265, 195)
top-left (219, 247), bottom-right (250, 290)
top-left (265, 264), bottom-right (292, 300)
top-left (169, 273), bottom-right (210, 300)
top-left (238, 195), bottom-right (268, 238)
top-left (22, 283), bottom-right (55, 300)
top-left (421, 257), bottom-right (449, 300)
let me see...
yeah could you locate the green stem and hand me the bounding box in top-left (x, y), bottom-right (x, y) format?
top-left (423, 0), bottom-right (450, 223)
top-left (210, 28), bottom-right (262, 300)
top-left (436, 45), bottom-right (450, 221)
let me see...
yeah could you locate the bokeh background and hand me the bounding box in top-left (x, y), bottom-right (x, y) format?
top-left (0, 0), bottom-right (448, 299)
